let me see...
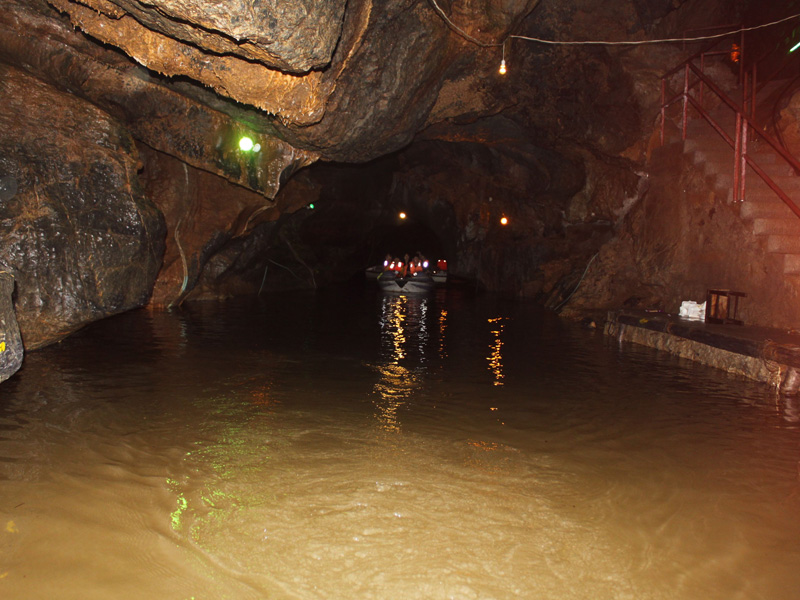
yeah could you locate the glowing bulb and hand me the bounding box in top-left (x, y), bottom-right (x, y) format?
top-left (499, 59), bottom-right (507, 75)
top-left (500, 216), bottom-right (508, 225)
top-left (308, 203), bottom-right (315, 209)
top-left (239, 136), bottom-right (254, 151)
top-left (399, 212), bottom-right (407, 219)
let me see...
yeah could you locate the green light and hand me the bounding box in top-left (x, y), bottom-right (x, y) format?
top-left (791, 40), bottom-right (800, 53)
top-left (239, 136), bottom-right (254, 151)
top-left (171, 493), bottom-right (187, 532)
top-left (308, 203), bottom-right (315, 209)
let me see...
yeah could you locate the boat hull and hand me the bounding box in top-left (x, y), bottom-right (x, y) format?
top-left (365, 266), bottom-right (383, 280)
top-left (377, 273), bottom-right (435, 294)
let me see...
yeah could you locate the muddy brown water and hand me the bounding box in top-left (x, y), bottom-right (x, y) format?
top-left (1, 285), bottom-right (799, 599)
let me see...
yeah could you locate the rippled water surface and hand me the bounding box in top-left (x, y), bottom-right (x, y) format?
top-left (1, 285), bottom-right (799, 599)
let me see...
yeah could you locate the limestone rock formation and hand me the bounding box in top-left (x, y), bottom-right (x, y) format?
top-left (41, 0), bottom-right (539, 159)
top-left (0, 0), bottom-right (545, 341)
top-left (0, 65), bottom-right (166, 348)
top-left (1, 0), bottom-right (777, 359)
top-left (48, 0), bottom-right (348, 74)
top-left (0, 272), bottom-right (23, 383)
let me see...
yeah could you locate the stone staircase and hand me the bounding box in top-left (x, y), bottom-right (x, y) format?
top-left (681, 93), bottom-right (800, 275)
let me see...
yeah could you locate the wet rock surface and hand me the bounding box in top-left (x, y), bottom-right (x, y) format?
top-left (0, 272), bottom-right (23, 383)
top-left (0, 65), bottom-right (166, 348)
top-left (137, 146), bottom-right (315, 306)
top-left (0, 2), bottom-right (319, 196)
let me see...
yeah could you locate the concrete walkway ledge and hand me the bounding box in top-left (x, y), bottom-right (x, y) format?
top-left (604, 310), bottom-right (800, 393)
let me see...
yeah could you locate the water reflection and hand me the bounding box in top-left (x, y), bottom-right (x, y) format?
top-left (438, 308), bottom-right (448, 359)
top-left (781, 394), bottom-right (800, 423)
top-left (2, 295), bottom-right (800, 599)
top-left (487, 316), bottom-right (506, 386)
top-left (372, 294), bottom-right (431, 431)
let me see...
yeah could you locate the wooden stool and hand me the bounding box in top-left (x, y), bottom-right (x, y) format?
top-left (705, 289), bottom-right (745, 325)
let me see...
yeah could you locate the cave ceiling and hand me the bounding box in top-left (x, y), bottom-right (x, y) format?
top-left (0, 0), bottom-right (739, 194)
top-left (0, 0), bottom-right (546, 184)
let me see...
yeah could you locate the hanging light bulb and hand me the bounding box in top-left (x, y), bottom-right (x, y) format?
top-left (499, 41), bottom-right (507, 75)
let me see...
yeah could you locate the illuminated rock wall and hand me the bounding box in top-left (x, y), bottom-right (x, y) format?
top-left (0, 0), bottom-right (774, 350)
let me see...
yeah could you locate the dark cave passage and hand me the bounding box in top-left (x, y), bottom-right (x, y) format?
top-left (364, 215), bottom-right (447, 267)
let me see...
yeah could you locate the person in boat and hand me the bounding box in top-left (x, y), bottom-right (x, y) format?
top-left (417, 253), bottom-right (429, 273)
top-left (411, 256), bottom-right (424, 276)
top-left (392, 257), bottom-right (404, 277)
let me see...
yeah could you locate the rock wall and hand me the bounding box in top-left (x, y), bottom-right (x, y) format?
top-left (0, 65), bottom-right (166, 348)
top-left (0, 0), bottom-right (773, 361)
top-left (136, 146), bottom-right (316, 306)
top-left (562, 141), bottom-right (800, 329)
top-left (273, 115), bottom-right (643, 299)
top-left (0, 272), bottom-right (23, 383)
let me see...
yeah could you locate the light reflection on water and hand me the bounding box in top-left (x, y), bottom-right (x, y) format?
top-left (0, 285), bottom-right (799, 599)
top-left (373, 294), bottom-right (432, 432)
top-left (487, 316), bottom-right (506, 387)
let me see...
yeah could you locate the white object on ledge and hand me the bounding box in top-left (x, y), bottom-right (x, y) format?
top-left (679, 300), bottom-right (706, 321)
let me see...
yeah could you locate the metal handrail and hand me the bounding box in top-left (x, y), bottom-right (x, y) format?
top-left (660, 34), bottom-right (742, 144)
top-left (660, 61), bottom-right (739, 146)
top-left (660, 49), bottom-right (800, 219)
top-left (739, 117), bottom-right (800, 218)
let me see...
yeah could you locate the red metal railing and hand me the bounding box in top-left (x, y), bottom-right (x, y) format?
top-left (739, 114), bottom-right (800, 218)
top-left (660, 46), bottom-right (800, 218)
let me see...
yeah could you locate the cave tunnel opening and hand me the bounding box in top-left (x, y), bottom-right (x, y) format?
top-left (288, 155), bottom-right (455, 282)
top-left (364, 215), bottom-right (446, 268)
